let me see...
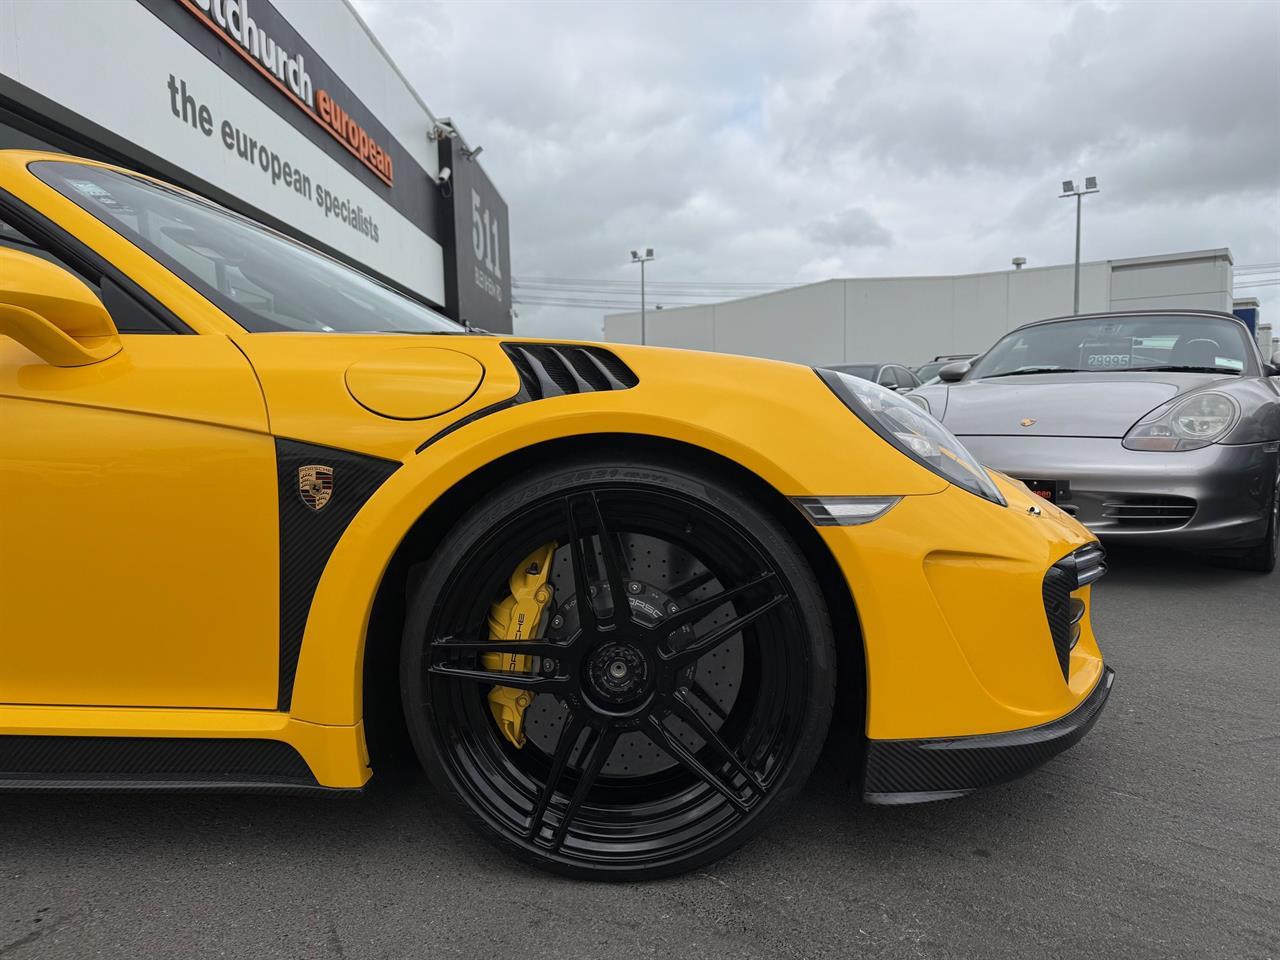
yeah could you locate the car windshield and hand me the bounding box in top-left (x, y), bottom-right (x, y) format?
top-left (31, 161), bottom-right (462, 335)
top-left (967, 315), bottom-right (1255, 379)
top-left (827, 363), bottom-right (878, 380)
top-left (915, 362), bottom-right (945, 381)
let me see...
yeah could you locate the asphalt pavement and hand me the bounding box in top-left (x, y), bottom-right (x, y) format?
top-left (2, 547), bottom-right (1276, 959)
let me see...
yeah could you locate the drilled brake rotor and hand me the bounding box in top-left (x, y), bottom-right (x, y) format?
top-left (523, 534), bottom-right (744, 777)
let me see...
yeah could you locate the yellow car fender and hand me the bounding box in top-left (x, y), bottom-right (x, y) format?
top-left (288, 352), bottom-right (949, 726)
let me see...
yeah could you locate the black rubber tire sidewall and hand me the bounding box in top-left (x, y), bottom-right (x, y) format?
top-left (1238, 469), bottom-right (1279, 574)
top-left (399, 456), bottom-right (837, 881)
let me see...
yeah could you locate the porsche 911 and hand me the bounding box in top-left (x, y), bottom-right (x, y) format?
top-left (0, 151), bottom-right (1113, 879)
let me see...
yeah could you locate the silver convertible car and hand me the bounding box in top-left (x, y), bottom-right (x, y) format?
top-left (911, 310), bottom-right (1280, 571)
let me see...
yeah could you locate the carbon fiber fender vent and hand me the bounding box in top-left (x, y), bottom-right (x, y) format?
top-left (1042, 542), bottom-right (1107, 680)
top-left (502, 343), bottom-right (639, 399)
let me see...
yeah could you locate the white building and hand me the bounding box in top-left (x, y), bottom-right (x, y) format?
top-left (604, 249), bottom-right (1243, 366)
top-left (0, 0), bottom-right (511, 330)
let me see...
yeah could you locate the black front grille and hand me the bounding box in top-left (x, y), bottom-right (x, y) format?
top-left (1102, 495), bottom-right (1196, 528)
top-left (1042, 543), bottom-right (1106, 680)
top-left (502, 343), bottom-right (639, 399)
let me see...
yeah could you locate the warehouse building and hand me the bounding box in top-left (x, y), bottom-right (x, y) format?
top-left (604, 249), bottom-right (1257, 366)
top-left (0, 0), bottom-right (512, 331)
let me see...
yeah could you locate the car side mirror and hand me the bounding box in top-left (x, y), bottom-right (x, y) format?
top-left (938, 360), bottom-right (971, 382)
top-left (0, 248), bottom-right (121, 367)
top-left (1269, 352), bottom-right (1280, 376)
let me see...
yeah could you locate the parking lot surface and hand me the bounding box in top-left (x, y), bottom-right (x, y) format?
top-left (1, 549), bottom-right (1276, 960)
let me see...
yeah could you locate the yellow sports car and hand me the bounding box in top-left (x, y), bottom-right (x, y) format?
top-left (0, 151), bottom-right (1113, 879)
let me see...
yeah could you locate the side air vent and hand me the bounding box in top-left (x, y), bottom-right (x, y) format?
top-left (502, 343), bottom-right (639, 399)
top-left (1042, 542), bottom-right (1107, 680)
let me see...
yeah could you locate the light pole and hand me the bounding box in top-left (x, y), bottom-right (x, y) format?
top-left (630, 247), bottom-right (655, 344)
top-left (1059, 177), bottom-right (1099, 315)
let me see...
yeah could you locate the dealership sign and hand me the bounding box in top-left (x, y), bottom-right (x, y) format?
top-left (0, 0), bottom-right (513, 328)
top-left (176, 0), bottom-right (395, 186)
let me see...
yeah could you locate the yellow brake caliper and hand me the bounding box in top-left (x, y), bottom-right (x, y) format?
top-left (485, 543), bottom-right (557, 748)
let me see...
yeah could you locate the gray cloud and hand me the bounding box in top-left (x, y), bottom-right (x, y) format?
top-left (810, 207), bottom-right (892, 249)
top-left (354, 0), bottom-right (1280, 340)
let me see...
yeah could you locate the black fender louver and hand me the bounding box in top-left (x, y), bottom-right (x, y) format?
top-left (416, 343), bottom-right (638, 453)
top-left (502, 343), bottom-right (639, 399)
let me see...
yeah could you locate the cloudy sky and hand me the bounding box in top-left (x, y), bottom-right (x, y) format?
top-left (354, 0), bottom-right (1280, 340)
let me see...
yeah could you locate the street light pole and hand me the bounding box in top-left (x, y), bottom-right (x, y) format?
top-left (630, 247), bottom-right (655, 344)
top-left (1059, 177), bottom-right (1099, 315)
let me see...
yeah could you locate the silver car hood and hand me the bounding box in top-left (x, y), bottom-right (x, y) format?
top-left (931, 371), bottom-right (1232, 437)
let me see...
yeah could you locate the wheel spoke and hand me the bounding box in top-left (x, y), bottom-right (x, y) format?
top-left (657, 572), bottom-right (778, 636)
top-left (668, 691), bottom-right (762, 796)
top-left (528, 711), bottom-right (588, 841)
top-left (426, 663), bottom-right (566, 692)
top-left (566, 492), bottom-right (630, 628)
top-left (566, 497), bottom-right (599, 632)
top-left (642, 715), bottom-right (749, 813)
top-left (689, 679), bottom-right (729, 722)
top-left (548, 724), bottom-right (618, 851)
top-left (666, 592), bottom-right (788, 668)
top-left (668, 569), bottom-right (715, 599)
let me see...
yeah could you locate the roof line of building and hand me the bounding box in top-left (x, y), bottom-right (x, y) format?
top-left (603, 248), bottom-right (1235, 319)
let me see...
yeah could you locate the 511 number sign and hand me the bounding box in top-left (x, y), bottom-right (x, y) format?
top-left (471, 188), bottom-right (502, 281)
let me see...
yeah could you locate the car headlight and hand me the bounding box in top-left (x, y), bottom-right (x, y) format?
top-left (815, 368), bottom-right (1006, 505)
top-left (1122, 391), bottom-right (1240, 451)
top-left (906, 393), bottom-right (931, 415)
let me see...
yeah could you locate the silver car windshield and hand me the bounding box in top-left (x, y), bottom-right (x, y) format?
top-left (31, 160), bottom-right (462, 336)
top-left (968, 315), bottom-right (1255, 378)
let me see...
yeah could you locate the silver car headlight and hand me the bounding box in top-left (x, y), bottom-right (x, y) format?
top-left (815, 368), bottom-right (1006, 505)
top-left (1122, 391), bottom-right (1240, 451)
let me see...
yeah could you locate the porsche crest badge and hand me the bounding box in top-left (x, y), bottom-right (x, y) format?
top-left (1020, 418), bottom-right (1037, 428)
top-left (298, 465), bottom-right (334, 511)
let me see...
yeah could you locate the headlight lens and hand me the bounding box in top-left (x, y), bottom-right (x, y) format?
top-left (1123, 391), bottom-right (1239, 451)
top-left (816, 369), bottom-right (1006, 505)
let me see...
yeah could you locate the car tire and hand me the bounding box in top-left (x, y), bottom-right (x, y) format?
top-left (400, 455), bottom-right (836, 880)
top-left (1235, 469), bottom-right (1279, 574)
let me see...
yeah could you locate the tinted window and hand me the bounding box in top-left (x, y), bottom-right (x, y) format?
top-left (968, 315), bottom-right (1256, 378)
top-left (0, 213), bottom-right (98, 292)
top-left (33, 161), bottom-right (461, 336)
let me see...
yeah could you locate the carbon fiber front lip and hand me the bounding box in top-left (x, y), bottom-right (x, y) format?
top-left (863, 665), bottom-right (1115, 805)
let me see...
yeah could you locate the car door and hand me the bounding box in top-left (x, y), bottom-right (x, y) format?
top-left (0, 217), bottom-right (280, 710)
top-left (897, 366), bottom-right (921, 391)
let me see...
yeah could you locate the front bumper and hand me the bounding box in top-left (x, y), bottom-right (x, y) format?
top-left (863, 666), bottom-right (1115, 804)
top-left (960, 436), bottom-right (1277, 548)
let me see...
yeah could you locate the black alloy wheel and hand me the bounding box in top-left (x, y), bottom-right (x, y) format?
top-left (401, 457), bottom-right (836, 879)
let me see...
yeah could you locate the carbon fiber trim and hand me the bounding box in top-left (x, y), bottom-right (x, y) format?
top-left (1043, 542), bottom-right (1107, 680)
top-left (0, 736), bottom-right (318, 787)
top-left (276, 438), bottom-right (399, 710)
top-left (415, 393), bottom-right (526, 453)
top-left (863, 666), bottom-right (1114, 804)
top-left (1042, 564), bottom-right (1075, 679)
top-left (0, 780), bottom-right (356, 795)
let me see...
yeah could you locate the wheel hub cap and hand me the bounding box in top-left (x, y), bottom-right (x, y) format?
top-left (586, 640), bottom-right (650, 706)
